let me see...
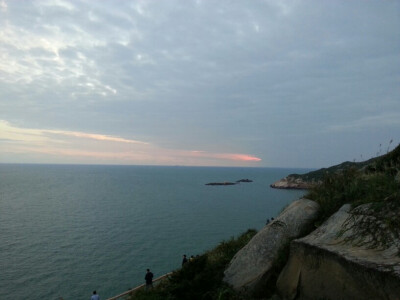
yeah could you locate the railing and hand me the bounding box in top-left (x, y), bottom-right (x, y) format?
top-left (105, 272), bottom-right (173, 300)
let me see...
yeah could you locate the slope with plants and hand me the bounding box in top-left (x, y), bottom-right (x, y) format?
top-left (306, 144), bottom-right (400, 251)
top-left (130, 229), bottom-right (257, 300)
top-left (270, 148), bottom-right (390, 189)
top-left (126, 144), bottom-right (400, 299)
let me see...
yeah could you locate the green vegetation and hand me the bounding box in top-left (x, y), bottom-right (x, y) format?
top-left (288, 157), bottom-right (378, 183)
top-left (306, 144), bottom-right (400, 254)
top-left (131, 229), bottom-right (257, 300)
top-left (289, 141), bottom-right (397, 184)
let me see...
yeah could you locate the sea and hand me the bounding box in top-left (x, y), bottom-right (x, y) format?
top-left (0, 164), bottom-right (308, 300)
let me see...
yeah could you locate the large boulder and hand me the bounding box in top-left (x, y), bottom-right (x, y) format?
top-left (276, 204), bottom-right (400, 300)
top-left (223, 198), bottom-right (320, 296)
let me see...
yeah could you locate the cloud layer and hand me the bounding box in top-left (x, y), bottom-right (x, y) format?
top-left (1, 0), bottom-right (399, 167)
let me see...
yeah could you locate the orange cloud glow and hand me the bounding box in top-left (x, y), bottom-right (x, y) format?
top-left (189, 151), bottom-right (262, 162)
top-left (0, 120), bottom-right (263, 166)
top-left (46, 130), bottom-right (149, 145)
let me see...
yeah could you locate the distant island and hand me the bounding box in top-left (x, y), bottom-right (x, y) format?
top-left (236, 179), bottom-right (253, 183)
top-left (205, 179), bottom-right (253, 186)
top-left (205, 182), bottom-right (237, 186)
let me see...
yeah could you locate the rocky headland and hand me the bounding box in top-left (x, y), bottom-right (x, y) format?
top-left (269, 176), bottom-right (315, 189)
top-left (270, 156), bottom-right (380, 190)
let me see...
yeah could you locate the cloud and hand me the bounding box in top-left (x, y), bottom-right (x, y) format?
top-left (45, 129), bottom-right (148, 145)
top-left (189, 151), bottom-right (261, 162)
top-left (328, 113), bottom-right (400, 133)
top-left (0, 120), bottom-right (147, 144)
top-left (0, 1), bottom-right (399, 167)
top-left (0, 120), bottom-right (262, 166)
top-left (0, 0), bottom-right (7, 12)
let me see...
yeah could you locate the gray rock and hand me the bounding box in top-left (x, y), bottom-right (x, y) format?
top-left (223, 199), bottom-right (320, 296)
top-left (270, 177), bottom-right (315, 190)
top-left (276, 204), bottom-right (400, 300)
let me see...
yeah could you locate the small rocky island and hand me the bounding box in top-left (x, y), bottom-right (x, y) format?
top-left (205, 182), bottom-right (237, 186)
top-left (236, 179), bottom-right (253, 183)
top-left (205, 179), bottom-right (253, 186)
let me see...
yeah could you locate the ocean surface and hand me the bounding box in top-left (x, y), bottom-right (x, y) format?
top-left (0, 164), bottom-right (308, 300)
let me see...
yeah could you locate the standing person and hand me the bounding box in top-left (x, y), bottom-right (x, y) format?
top-left (182, 254), bottom-right (188, 266)
top-left (145, 269), bottom-right (154, 290)
top-left (91, 290), bottom-right (100, 300)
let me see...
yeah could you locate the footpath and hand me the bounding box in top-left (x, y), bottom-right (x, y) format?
top-left (105, 272), bottom-right (173, 300)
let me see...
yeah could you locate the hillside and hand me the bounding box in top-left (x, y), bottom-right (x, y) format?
top-left (270, 151), bottom-right (389, 189)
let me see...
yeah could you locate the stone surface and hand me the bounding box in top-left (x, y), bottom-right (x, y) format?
top-left (270, 177), bottom-right (315, 190)
top-left (223, 199), bottom-right (320, 295)
top-left (276, 204), bottom-right (400, 300)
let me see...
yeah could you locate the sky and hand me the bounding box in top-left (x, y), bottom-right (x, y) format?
top-left (0, 0), bottom-right (399, 168)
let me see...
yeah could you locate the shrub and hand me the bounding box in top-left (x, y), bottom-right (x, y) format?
top-left (306, 144), bottom-right (400, 254)
top-left (131, 229), bottom-right (257, 300)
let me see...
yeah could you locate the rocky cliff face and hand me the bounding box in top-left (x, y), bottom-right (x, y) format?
top-left (276, 204), bottom-right (400, 300)
top-left (223, 199), bottom-right (320, 297)
top-left (270, 176), bottom-right (316, 190)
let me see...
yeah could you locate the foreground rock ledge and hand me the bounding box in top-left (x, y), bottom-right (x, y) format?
top-left (277, 204), bottom-right (400, 300)
top-left (223, 198), bottom-right (320, 296)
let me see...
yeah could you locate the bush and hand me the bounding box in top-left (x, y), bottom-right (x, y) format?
top-left (306, 144), bottom-right (400, 254)
top-left (131, 229), bottom-right (257, 300)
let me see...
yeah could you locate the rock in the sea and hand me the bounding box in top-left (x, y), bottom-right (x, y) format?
top-left (236, 179), bottom-right (253, 183)
top-left (205, 182), bottom-right (237, 186)
top-left (276, 204), bottom-right (400, 300)
top-left (223, 199), bottom-right (320, 296)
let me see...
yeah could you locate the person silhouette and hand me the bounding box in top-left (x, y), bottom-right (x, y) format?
top-left (145, 269), bottom-right (154, 290)
top-left (91, 290), bottom-right (100, 300)
top-left (182, 254), bottom-right (188, 266)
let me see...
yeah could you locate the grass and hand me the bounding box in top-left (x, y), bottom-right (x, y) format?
top-left (130, 229), bottom-right (257, 300)
top-left (306, 144), bottom-right (400, 254)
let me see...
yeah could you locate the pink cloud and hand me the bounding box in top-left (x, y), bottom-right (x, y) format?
top-left (0, 120), bottom-right (262, 166)
top-left (189, 151), bottom-right (262, 162)
top-left (45, 130), bottom-right (149, 145)
top-left (222, 154), bottom-right (262, 161)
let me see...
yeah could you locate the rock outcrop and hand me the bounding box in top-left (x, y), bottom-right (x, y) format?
top-left (270, 176), bottom-right (315, 190)
top-left (276, 204), bottom-right (400, 300)
top-left (205, 182), bottom-right (237, 186)
top-left (236, 179), bottom-right (253, 183)
top-left (223, 199), bottom-right (320, 296)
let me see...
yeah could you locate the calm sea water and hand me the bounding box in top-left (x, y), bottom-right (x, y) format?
top-left (0, 164), bottom-right (307, 300)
